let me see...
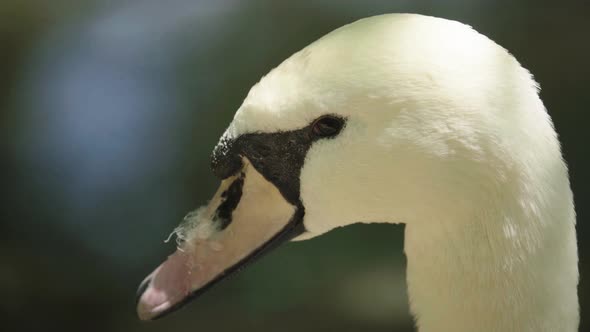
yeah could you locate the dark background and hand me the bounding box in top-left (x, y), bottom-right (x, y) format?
top-left (1, 1), bottom-right (588, 331)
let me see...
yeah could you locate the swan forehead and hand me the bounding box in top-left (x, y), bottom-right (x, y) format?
top-left (225, 13), bottom-right (516, 139)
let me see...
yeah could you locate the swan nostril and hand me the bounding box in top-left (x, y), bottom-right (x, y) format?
top-left (135, 276), bottom-right (152, 306)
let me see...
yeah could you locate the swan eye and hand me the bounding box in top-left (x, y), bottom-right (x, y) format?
top-left (311, 115), bottom-right (344, 138)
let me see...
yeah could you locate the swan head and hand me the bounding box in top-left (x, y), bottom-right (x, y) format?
top-left (136, 14), bottom-right (577, 329)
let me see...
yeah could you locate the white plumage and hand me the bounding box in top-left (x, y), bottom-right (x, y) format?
top-left (138, 14), bottom-right (578, 331)
top-left (228, 14), bottom-right (579, 331)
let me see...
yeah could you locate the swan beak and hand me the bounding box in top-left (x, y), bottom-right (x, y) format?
top-left (136, 160), bottom-right (304, 320)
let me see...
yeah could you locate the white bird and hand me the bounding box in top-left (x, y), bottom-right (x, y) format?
top-left (136, 14), bottom-right (578, 332)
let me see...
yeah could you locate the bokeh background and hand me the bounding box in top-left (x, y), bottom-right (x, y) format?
top-left (1, 1), bottom-right (588, 331)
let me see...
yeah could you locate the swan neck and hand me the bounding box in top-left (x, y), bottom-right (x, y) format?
top-left (403, 196), bottom-right (578, 332)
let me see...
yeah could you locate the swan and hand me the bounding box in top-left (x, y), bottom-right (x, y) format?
top-left (135, 14), bottom-right (578, 331)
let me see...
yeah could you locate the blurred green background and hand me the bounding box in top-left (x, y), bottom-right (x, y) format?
top-left (1, 1), bottom-right (588, 331)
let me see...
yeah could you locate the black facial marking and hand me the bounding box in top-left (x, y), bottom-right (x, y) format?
top-left (211, 115), bottom-right (346, 206)
top-left (211, 136), bottom-right (243, 179)
top-left (215, 172), bottom-right (244, 230)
